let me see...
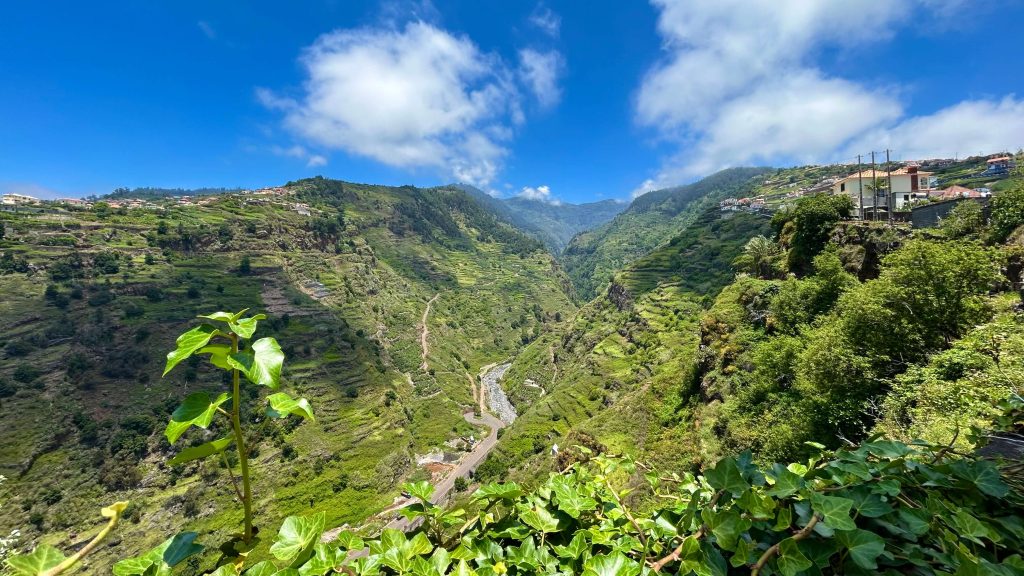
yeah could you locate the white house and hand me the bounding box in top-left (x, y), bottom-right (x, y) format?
top-left (831, 165), bottom-right (938, 217)
top-left (2, 193), bottom-right (41, 205)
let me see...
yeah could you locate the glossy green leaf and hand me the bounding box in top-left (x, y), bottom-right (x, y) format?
top-left (404, 480), bottom-right (434, 503)
top-left (777, 538), bottom-right (813, 576)
top-left (243, 561), bottom-right (278, 576)
top-left (766, 463), bottom-right (804, 498)
top-left (198, 344), bottom-right (232, 369)
top-left (113, 532), bottom-right (202, 576)
top-left (270, 512), bottom-right (326, 566)
top-left (835, 529), bottom-right (885, 570)
top-left (5, 544), bottom-right (65, 576)
top-left (229, 314), bottom-right (266, 339)
top-left (164, 324), bottom-right (221, 376)
top-left (520, 505), bottom-right (562, 534)
top-left (550, 477), bottom-right (597, 518)
top-left (228, 337), bottom-right (284, 389)
top-left (266, 392), bottom-right (315, 421)
top-left (583, 551), bottom-right (641, 576)
top-left (164, 392), bottom-right (230, 444)
top-left (472, 482), bottom-right (523, 502)
top-left (168, 436), bottom-right (233, 465)
top-left (810, 493), bottom-right (856, 531)
top-left (705, 456), bottom-right (750, 496)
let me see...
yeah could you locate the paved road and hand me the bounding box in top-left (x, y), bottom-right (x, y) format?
top-left (323, 408), bottom-right (506, 541)
top-left (385, 410), bottom-right (504, 531)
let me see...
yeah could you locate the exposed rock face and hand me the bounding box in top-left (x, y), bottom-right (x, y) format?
top-left (606, 281), bottom-right (632, 311)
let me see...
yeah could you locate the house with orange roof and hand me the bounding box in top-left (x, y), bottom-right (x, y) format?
top-left (831, 165), bottom-right (938, 217)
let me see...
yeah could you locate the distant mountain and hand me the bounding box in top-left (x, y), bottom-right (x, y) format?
top-left (450, 184), bottom-right (625, 253)
top-left (560, 167), bottom-right (772, 299)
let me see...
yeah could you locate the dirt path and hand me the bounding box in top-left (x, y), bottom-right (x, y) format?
top-left (419, 294), bottom-right (440, 372)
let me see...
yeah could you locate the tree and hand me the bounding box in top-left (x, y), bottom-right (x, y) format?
top-left (0, 220), bottom-right (5, 240)
top-left (781, 194), bottom-right (853, 274)
top-left (940, 200), bottom-right (985, 238)
top-left (989, 183), bottom-right (1024, 242)
top-left (735, 235), bottom-right (779, 279)
top-left (238, 256), bottom-right (251, 276)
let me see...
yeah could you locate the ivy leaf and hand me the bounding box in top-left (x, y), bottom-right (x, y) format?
top-left (228, 337), bottom-right (284, 389)
top-left (705, 457), bottom-right (750, 497)
top-left (835, 529), bottom-right (885, 570)
top-left (112, 532), bottom-right (203, 576)
top-left (336, 531), bottom-right (365, 551)
top-left (270, 512), bottom-right (326, 566)
top-left (5, 544), bottom-right (65, 576)
top-left (520, 506), bottom-right (562, 534)
top-left (266, 392), bottom-right (315, 421)
top-left (243, 561), bottom-right (278, 576)
top-left (168, 436), bottom-right (234, 466)
top-left (777, 538), bottom-right (813, 576)
top-left (472, 482), bottom-right (523, 502)
top-left (553, 532), bottom-right (588, 559)
top-left (164, 392), bottom-right (230, 444)
top-left (810, 494), bottom-right (856, 531)
top-left (952, 460), bottom-right (1009, 498)
top-left (297, 542), bottom-right (340, 576)
top-left (550, 477), bottom-right (597, 519)
top-left (863, 440), bottom-right (913, 459)
top-left (766, 464), bottom-right (804, 498)
top-left (164, 324), bottom-right (221, 376)
top-left (702, 508), bottom-right (751, 551)
top-left (582, 551), bottom-right (641, 576)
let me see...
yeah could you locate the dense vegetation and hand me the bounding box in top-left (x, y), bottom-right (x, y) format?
top-left (0, 180), bottom-right (575, 571)
top-left (561, 168), bottom-right (771, 300)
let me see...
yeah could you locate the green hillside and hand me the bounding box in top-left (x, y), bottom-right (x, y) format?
top-left (561, 167), bottom-right (772, 300)
top-left (0, 179), bottom-right (575, 571)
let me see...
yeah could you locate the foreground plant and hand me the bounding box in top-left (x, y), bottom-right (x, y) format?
top-left (161, 309), bottom-right (314, 544)
top-left (4, 502), bottom-right (127, 576)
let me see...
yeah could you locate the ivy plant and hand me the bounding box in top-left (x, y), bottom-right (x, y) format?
top-left (161, 310), bottom-right (314, 544)
top-left (4, 501), bottom-right (128, 576)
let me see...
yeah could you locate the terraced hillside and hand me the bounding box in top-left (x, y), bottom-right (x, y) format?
top-left (0, 179), bottom-right (575, 570)
top-left (561, 167), bottom-right (771, 299)
top-left (475, 208), bottom-right (771, 481)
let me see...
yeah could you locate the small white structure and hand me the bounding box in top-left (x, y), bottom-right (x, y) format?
top-left (550, 443), bottom-right (559, 456)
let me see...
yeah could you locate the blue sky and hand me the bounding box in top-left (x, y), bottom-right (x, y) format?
top-left (1, 1), bottom-right (1022, 203)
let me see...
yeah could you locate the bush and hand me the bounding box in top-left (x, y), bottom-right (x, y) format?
top-left (13, 364), bottom-right (40, 383)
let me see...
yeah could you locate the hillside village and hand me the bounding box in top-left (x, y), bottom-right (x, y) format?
top-left (719, 152), bottom-right (1020, 226)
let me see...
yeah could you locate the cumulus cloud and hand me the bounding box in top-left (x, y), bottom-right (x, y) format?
top-left (518, 49), bottom-right (565, 109)
top-left (270, 144), bottom-right (329, 168)
top-left (259, 22), bottom-right (529, 187)
top-left (632, 0), bottom-right (1014, 194)
top-left (529, 4), bottom-right (561, 38)
top-left (518, 184), bottom-right (560, 204)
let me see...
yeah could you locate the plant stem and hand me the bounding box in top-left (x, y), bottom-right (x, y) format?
top-left (42, 506), bottom-right (123, 576)
top-left (230, 333), bottom-right (254, 543)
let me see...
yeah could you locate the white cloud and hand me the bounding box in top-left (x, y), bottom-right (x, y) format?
top-left (846, 96), bottom-right (1024, 160)
top-left (518, 184), bottom-right (561, 205)
top-left (259, 22), bottom-right (526, 188)
top-left (632, 0), bottom-right (1007, 194)
top-left (518, 49), bottom-right (565, 109)
top-left (529, 4), bottom-right (561, 38)
top-left (197, 21), bottom-right (216, 39)
top-left (270, 144), bottom-right (328, 168)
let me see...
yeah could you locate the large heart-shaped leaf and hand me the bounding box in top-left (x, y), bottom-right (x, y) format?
top-left (269, 512), bottom-right (326, 566)
top-left (228, 337), bottom-right (284, 389)
top-left (777, 538), bottom-right (813, 576)
top-left (266, 392), bottom-right (315, 421)
top-left (520, 506), bottom-right (562, 534)
top-left (164, 324), bottom-right (222, 376)
top-left (164, 392), bottom-right (230, 444)
top-left (113, 532), bottom-right (203, 576)
top-left (810, 494), bottom-right (856, 531)
top-left (5, 544), bottom-right (65, 576)
top-left (472, 482), bottom-right (523, 502)
top-left (168, 436), bottom-right (234, 466)
top-left (583, 551), bottom-right (641, 576)
top-left (242, 561), bottom-right (277, 576)
top-left (835, 528), bottom-right (885, 570)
